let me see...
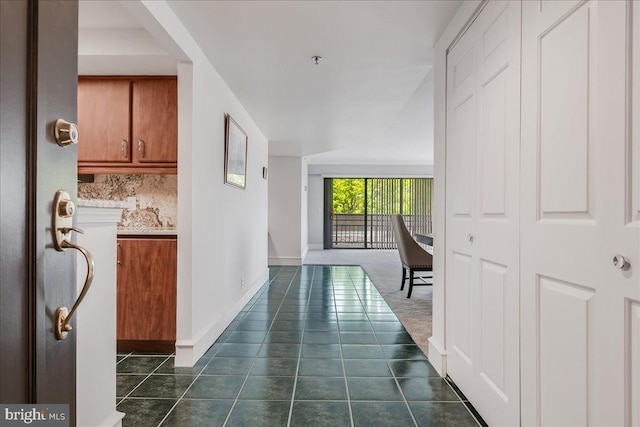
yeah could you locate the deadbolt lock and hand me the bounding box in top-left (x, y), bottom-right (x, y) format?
top-left (54, 118), bottom-right (79, 147)
top-left (58, 198), bottom-right (75, 218)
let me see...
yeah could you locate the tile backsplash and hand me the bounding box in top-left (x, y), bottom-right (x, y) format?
top-left (78, 174), bottom-right (177, 231)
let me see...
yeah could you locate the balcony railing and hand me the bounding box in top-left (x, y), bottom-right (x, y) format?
top-left (332, 213), bottom-right (432, 249)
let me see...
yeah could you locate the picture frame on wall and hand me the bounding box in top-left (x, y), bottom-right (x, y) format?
top-left (224, 114), bottom-right (248, 189)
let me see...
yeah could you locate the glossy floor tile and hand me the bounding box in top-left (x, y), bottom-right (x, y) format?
top-left (116, 266), bottom-right (483, 426)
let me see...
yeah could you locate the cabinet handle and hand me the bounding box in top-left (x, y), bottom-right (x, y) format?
top-left (138, 139), bottom-right (145, 159)
top-left (121, 140), bottom-right (128, 158)
top-left (117, 242), bottom-right (122, 265)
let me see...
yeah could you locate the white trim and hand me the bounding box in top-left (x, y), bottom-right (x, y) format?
top-left (428, 337), bottom-right (448, 378)
top-left (76, 207), bottom-right (123, 225)
top-left (174, 269), bottom-right (269, 366)
top-left (78, 411), bottom-right (125, 427)
top-left (268, 256), bottom-right (303, 266)
top-left (301, 245), bottom-right (309, 262)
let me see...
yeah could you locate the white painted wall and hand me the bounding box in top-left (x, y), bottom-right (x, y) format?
top-left (300, 158), bottom-right (309, 259)
top-left (430, 0), bottom-right (483, 376)
top-left (268, 155), bottom-right (306, 265)
top-left (123, 1), bottom-right (269, 366)
top-left (307, 174), bottom-right (324, 250)
top-left (308, 163), bottom-right (433, 177)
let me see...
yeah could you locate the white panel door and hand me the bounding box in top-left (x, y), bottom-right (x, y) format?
top-left (521, 1), bottom-right (640, 425)
top-left (445, 1), bottom-right (521, 425)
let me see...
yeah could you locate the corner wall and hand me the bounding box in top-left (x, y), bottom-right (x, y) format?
top-left (125, 1), bottom-right (269, 366)
top-left (267, 156), bottom-right (308, 265)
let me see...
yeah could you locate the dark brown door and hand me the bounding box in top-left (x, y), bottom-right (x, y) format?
top-left (1, 0), bottom-right (79, 421)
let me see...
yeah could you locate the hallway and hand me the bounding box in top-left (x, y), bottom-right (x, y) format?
top-left (116, 266), bottom-right (481, 426)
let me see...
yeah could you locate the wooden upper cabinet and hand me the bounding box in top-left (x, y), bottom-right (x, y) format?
top-left (77, 76), bottom-right (177, 174)
top-left (132, 79), bottom-right (178, 163)
top-left (77, 79), bottom-right (131, 162)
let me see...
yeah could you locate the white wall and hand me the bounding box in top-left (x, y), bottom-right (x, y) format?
top-left (124, 1), bottom-right (269, 366)
top-left (267, 155), bottom-right (307, 265)
top-left (300, 158), bottom-right (309, 258)
top-left (307, 174), bottom-right (324, 249)
top-left (76, 207), bottom-right (124, 427)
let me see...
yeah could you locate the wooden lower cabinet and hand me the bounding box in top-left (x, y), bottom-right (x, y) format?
top-left (117, 236), bottom-right (176, 353)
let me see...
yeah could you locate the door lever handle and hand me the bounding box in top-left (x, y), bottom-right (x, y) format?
top-left (51, 190), bottom-right (96, 340)
top-left (59, 226), bottom-right (84, 235)
top-left (55, 240), bottom-right (95, 340)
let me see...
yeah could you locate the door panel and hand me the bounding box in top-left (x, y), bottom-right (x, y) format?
top-left (632, 2), bottom-right (640, 225)
top-left (0, 0), bottom-right (30, 404)
top-left (538, 276), bottom-right (595, 427)
top-left (451, 252), bottom-right (473, 364)
top-left (480, 69), bottom-right (507, 218)
top-left (521, 1), bottom-right (639, 425)
top-left (0, 0), bottom-right (78, 417)
top-left (35, 0), bottom-right (79, 414)
top-left (479, 259), bottom-right (507, 396)
top-left (538, 4), bottom-right (591, 217)
top-left (629, 301), bottom-right (640, 427)
top-left (445, 1), bottom-right (521, 425)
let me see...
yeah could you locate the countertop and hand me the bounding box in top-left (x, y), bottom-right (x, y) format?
top-left (117, 229), bottom-right (177, 236)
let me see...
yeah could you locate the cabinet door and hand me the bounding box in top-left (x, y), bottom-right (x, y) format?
top-left (77, 79), bottom-right (131, 162)
top-left (132, 79), bottom-right (178, 163)
top-left (117, 238), bottom-right (176, 344)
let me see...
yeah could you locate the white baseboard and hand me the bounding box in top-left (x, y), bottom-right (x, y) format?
top-left (268, 256), bottom-right (302, 266)
top-left (78, 411), bottom-right (124, 427)
top-left (174, 269), bottom-right (269, 366)
top-left (301, 246), bottom-right (309, 261)
top-left (307, 244), bottom-right (323, 250)
top-left (428, 337), bottom-right (447, 377)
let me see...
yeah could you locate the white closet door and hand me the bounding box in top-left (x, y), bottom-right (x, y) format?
top-left (445, 1), bottom-right (521, 425)
top-left (520, 1), bottom-right (640, 425)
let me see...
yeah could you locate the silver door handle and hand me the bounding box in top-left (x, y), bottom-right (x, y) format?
top-left (613, 254), bottom-right (629, 270)
top-left (468, 234), bottom-right (474, 243)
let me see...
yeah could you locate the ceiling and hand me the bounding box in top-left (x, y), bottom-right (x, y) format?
top-left (78, 1), bottom-right (461, 165)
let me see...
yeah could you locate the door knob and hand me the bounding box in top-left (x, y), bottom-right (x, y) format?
top-left (54, 119), bottom-right (79, 147)
top-left (613, 254), bottom-right (629, 270)
top-left (468, 234), bottom-right (474, 243)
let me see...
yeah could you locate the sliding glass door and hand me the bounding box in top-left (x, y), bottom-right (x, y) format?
top-left (325, 178), bottom-right (433, 249)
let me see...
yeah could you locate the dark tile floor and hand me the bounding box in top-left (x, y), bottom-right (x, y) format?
top-left (116, 265), bottom-right (482, 426)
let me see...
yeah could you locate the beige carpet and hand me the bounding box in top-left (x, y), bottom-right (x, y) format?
top-left (303, 249), bottom-right (432, 356)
